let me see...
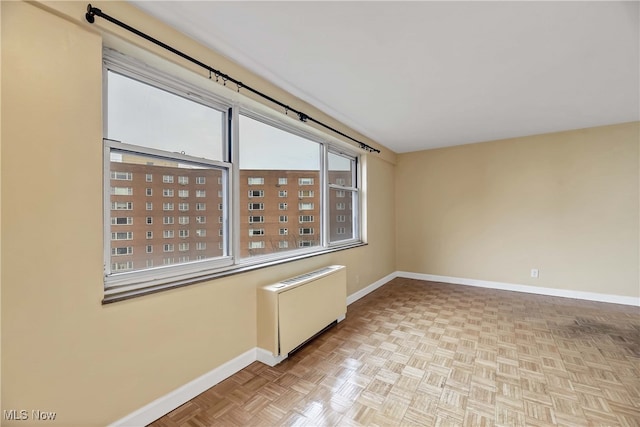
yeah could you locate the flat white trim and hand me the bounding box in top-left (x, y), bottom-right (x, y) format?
top-left (396, 271), bottom-right (640, 307)
top-left (255, 347), bottom-right (287, 367)
top-left (346, 272), bottom-right (397, 305)
top-left (110, 270), bottom-right (638, 425)
top-left (109, 348), bottom-right (256, 427)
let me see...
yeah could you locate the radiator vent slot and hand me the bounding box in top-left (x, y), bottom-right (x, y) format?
top-left (279, 266), bottom-right (338, 286)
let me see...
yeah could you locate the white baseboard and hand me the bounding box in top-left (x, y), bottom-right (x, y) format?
top-left (255, 347), bottom-right (287, 367)
top-left (109, 348), bottom-right (256, 427)
top-left (109, 270), bottom-right (638, 425)
top-left (346, 272), bottom-right (397, 305)
top-left (396, 271), bottom-right (640, 307)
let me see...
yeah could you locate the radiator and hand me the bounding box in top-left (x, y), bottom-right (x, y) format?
top-left (257, 265), bottom-right (346, 365)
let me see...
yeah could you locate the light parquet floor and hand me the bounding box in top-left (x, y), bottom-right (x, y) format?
top-left (150, 278), bottom-right (640, 426)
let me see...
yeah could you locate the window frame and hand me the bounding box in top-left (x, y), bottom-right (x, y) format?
top-left (111, 217), bottom-right (133, 225)
top-left (111, 171), bottom-right (133, 181)
top-left (326, 149), bottom-right (361, 246)
top-left (247, 177), bottom-right (264, 185)
top-left (102, 49), bottom-right (364, 302)
top-left (299, 215), bottom-right (315, 223)
top-left (104, 140), bottom-right (233, 293)
top-left (111, 231), bottom-right (134, 241)
top-left (103, 52), bottom-right (234, 296)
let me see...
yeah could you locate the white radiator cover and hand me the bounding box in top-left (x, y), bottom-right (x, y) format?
top-left (257, 265), bottom-right (346, 364)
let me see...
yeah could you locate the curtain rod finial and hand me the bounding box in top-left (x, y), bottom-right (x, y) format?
top-left (85, 4), bottom-right (97, 23)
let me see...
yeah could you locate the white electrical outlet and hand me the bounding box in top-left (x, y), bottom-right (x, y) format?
top-left (531, 268), bottom-right (539, 278)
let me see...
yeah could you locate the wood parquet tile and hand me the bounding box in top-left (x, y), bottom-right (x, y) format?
top-left (150, 278), bottom-right (640, 426)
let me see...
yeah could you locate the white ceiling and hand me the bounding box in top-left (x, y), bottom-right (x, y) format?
top-left (131, 1), bottom-right (639, 154)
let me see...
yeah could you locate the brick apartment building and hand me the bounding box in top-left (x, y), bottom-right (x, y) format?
top-left (109, 160), bottom-right (224, 272)
top-left (109, 161), bottom-right (353, 273)
top-left (240, 170), bottom-right (320, 257)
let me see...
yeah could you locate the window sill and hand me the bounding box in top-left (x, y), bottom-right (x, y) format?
top-left (102, 242), bottom-right (367, 304)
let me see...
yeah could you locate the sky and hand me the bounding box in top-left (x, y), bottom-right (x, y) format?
top-left (107, 71), bottom-right (224, 160)
top-left (238, 115), bottom-right (319, 170)
top-left (108, 71), bottom-right (350, 171)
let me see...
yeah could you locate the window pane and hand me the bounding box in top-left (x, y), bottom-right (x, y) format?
top-left (329, 188), bottom-right (356, 242)
top-left (109, 150), bottom-right (226, 274)
top-left (328, 152), bottom-right (354, 187)
top-left (107, 71), bottom-right (224, 160)
top-left (239, 115), bottom-right (320, 257)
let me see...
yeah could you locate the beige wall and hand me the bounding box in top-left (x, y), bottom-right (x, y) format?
top-left (0, 1), bottom-right (396, 425)
top-left (2, 0), bottom-right (637, 425)
top-left (396, 122), bottom-right (639, 298)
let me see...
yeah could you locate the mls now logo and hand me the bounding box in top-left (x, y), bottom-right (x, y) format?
top-left (4, 409), bottom-right (57, 421)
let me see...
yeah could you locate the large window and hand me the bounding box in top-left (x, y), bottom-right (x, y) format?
top-left (328, 151), bottom-right (359, 243)
top-left (104, 60), bottom-right (231, 298)
top-left (239, 114), bottom-right (321, 257)
top-left (103, 51), bottom-right (362, 301)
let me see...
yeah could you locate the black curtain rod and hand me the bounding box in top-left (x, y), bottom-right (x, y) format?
top-left (85, 4), bottom-right (380, 154)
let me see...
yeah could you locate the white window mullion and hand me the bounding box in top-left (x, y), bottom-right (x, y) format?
top-left (103, 142), bottom-right (113, 276)
top-left (230, 104), bottom-right (240, 264)
top-left (321, 144), bottom-right (329, 248)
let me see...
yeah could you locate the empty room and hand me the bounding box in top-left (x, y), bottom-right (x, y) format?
top-left (1, 1), bottom-right (638, 426)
